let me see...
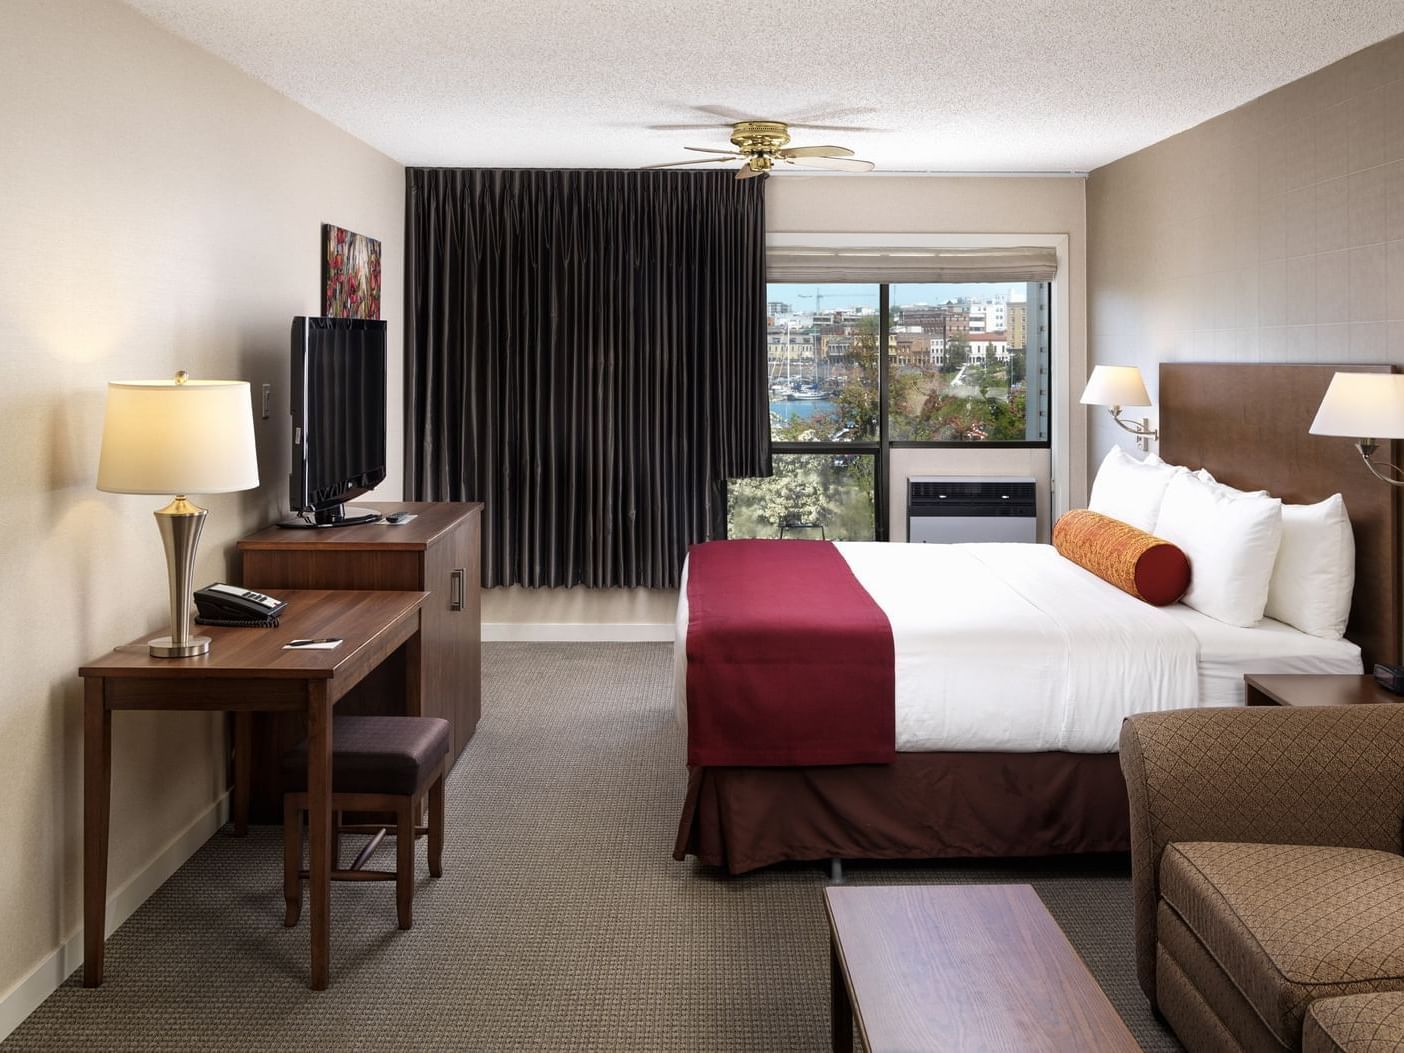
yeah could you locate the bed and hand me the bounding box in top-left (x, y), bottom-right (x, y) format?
top-left (673, 363), bottom-right (1400, 875)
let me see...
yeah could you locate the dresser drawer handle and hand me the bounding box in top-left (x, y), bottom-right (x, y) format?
top-left (449, 569), bottom-right (466, 611)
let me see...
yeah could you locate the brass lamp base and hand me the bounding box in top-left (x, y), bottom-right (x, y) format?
top-left (148, 634), bottom-right (212, 659)
top-left (150, 495), bottom-right (209, 659)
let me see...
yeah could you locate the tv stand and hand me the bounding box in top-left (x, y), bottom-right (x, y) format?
top-left (278, 503), bottom-right (382, 529)
top-left (238, 501), bottom-right (481, 823)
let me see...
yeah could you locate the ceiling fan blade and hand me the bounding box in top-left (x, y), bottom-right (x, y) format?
top-left (786, 123), bottom-right (882, 133)
top-left (781, 104), bottom-right (876, 124)
top-left (643, 157), bottom-right (735, 169)
top-left (694, 103), bottom-right (756, 122)
top-left (777, 145), bottom-right (855, 159)
top-left (683, 146), bottom-right (743, 156)
top-left (779, 104), bottom-right (881, 133)
top-left (646, 123), bottom-right (732, 131)
top-left (735, 163), bottom-right (763, 181)
top-left (782, 156), bottom-right (876, 172)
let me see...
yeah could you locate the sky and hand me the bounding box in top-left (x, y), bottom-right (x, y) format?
top-left (767, 282), bottom-right (1028, 311)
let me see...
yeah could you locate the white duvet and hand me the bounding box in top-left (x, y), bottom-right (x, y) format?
top-left (674, 542), bottom-right (1361, 754)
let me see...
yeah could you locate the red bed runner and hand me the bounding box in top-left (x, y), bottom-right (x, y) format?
top-left (685, 539), bottom-right (895, 767)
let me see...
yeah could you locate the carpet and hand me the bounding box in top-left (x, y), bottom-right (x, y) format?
top-left (4, 643), bottom-right (1180, 1051)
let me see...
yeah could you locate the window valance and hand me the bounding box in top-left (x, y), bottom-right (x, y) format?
top-left (766, 245), bottom-right (1058, 283)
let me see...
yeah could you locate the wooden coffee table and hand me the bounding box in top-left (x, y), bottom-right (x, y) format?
top-left (824, 884), bottom-right (1139, 1052)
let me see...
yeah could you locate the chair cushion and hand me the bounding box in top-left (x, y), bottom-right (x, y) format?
top-left (1305, 993), bottom-right (1404, 1052)
top-left (283, 716), bottom-right (451, 797)
top-left (1160, 841), bottom-right (1404, 1047)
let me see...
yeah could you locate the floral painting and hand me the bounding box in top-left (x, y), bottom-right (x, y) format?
top-left (322, 223), bottom-right (381, 319)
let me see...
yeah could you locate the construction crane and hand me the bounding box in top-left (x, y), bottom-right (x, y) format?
top-left (796, 289), bottom-right (824, 317)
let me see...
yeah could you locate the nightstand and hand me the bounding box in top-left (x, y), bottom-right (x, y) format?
top-left (1244, 674), bottom-right (1404, 708)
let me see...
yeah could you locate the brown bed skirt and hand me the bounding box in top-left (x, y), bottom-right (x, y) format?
top-left (674, 751), bottom-right (1130, 875)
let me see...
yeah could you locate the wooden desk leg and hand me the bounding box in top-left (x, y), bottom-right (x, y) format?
top-left (233, 712), bottom-right (252, 836)
top-left (83, 679), bottom-right (112, 987)
top-left (307, 681), bottom-right (332, 991)
top-left (405, 625), bottom-right (424, 827)
top-left (830, 935), bottom-right (853, 1053)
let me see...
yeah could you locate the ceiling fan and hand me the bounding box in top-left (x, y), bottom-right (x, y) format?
top-left (646, 120), bottom-right (875, 180)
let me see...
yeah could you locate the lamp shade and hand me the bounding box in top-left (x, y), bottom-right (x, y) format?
top-left (1309, 372), bottom-right (1404, 440)
top-left (97, 378), bottom-right (259, 495)
top-left (1080, 365), bottom-right (1152, 408)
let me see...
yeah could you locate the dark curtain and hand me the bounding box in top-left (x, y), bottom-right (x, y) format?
top-left (404, 168), bottom-right (770, 589)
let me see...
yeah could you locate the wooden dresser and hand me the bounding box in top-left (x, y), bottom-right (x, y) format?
top-left (236, 501), bottom-right (482, 821)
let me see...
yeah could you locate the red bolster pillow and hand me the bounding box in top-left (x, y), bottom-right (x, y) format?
top-left (1052, 509), bottom-right (1190, 606)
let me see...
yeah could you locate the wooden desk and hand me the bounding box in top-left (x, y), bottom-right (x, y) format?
top-left (80, 589), bottom-right (427, 991)
top-left (824, 884), bottom-right (1138, 1052)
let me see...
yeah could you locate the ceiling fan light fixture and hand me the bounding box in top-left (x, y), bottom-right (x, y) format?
top-left (647, 119), bottom-right (874, 177)
top-left (729, 120), bottom-right (791, 153)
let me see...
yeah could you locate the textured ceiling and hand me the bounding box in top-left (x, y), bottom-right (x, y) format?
top-left (122, 0), bottom-right (1404, 173)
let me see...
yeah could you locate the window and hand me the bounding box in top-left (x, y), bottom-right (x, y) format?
top-left (726, 284), bottom-right (881, 540)
top-left (727, 452), bottom-right (877, 541)
top-left (763, 283), bottom-right (880, 445)
top-left (888, 282), bottom-right (1049, 443)
top-left (727, 279), bottom-right (1051, 541)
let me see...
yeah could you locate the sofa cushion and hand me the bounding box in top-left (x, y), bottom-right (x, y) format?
top-left (1304, 993), bottom-right (1404, 1053)
top-left (1160, 841), bottom-right (1404, 1046)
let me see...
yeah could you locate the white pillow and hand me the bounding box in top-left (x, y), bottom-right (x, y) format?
top-left (1264, 495), bottom-right (1355, 639)
top-left (1152, 473), bottom-right (1284, 626)
top-left (1192, 467), bottom-right (1268, 499)
top-left (1088, 447), bottom-right (1184, 533)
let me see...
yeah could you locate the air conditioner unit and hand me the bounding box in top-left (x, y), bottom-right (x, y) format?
top-left (907, 476), bottom-right (1037, 544)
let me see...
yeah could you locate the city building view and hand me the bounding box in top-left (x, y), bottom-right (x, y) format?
top-left (729, 281), bottom-right (1050, 541)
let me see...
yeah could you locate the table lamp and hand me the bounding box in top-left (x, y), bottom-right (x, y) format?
top-left (1309, 372), bottom-right (1404, 487)
top-left (97, 371), bottom-right (260, 657)
top-left (1080, 365), bottom-right (1158, 451)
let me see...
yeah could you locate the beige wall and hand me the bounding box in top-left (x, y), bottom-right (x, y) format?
top-left (0, 0), bottom-right (403, 1014)
top-left (1086, 33), bottom-right (1404, 475)
top-left (486, 174), bottom-right (1089, 629)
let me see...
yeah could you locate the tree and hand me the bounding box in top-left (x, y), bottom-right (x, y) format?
top-left (728, 450), bottom-right (833, 535)
top-left (1007, 349), bottom-right (1025, 388)
top-left (942, 336), bottom-right (969, 374)
top-left (826, 316), bottom-right (879, 442)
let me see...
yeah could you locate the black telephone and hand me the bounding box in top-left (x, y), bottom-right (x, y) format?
top-left (194, 583), bottom-right (287, 626)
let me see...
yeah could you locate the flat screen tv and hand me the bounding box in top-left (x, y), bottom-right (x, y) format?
top-left (284, 316), bottom-right (387, 528)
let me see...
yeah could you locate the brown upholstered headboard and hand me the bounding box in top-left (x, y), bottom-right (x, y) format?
top-left (1159, 363), bottom-right (1400, 668)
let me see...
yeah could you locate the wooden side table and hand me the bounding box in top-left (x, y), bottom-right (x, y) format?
top-left (1244, 674), bottom-right (1404, 708)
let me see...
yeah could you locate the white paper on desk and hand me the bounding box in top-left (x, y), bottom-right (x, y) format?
top-left (282, 640), bottom-right (343, 650)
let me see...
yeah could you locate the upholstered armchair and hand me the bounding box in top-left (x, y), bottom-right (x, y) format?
top-left (1119, 705), bottom-right (1404, 1052)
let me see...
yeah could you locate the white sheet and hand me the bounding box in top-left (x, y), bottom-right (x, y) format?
top-left (1161, 604), bottom-right (1362, 708)
top-left (674, 542), bottom-right (1363, 754)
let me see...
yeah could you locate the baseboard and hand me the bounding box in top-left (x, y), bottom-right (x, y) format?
top-left (482, 622), bottom-right (675, 642)
top-left (0, 791), bottom-right (230, 1043)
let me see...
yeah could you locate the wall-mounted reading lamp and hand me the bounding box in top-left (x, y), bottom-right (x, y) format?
top-left (1309, 372), bottom-right (1404, 487)
top-left (1079, 365), bottom-right (1158, 452)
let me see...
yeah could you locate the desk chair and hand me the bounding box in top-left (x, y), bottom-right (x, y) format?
top-left (282, 715), bottom-right (450, 931)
